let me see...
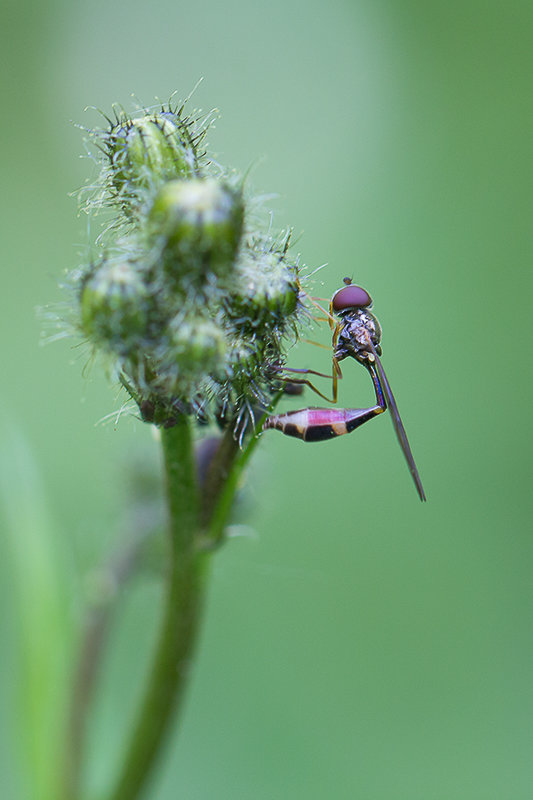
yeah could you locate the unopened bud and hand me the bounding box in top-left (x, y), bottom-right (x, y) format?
top-left (148, 178), bottom-right (244, 280)
top-left (108, 114), bottom-right (196, 203)
top-left (167, 315), bottom-right (227, 382)
top-left (80, 260), bottom-right (148, 352)
top-left (227, 249), bottom-right (298, 332)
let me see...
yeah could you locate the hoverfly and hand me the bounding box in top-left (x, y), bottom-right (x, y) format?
top-left (263, 278), bottom-right (426, 501)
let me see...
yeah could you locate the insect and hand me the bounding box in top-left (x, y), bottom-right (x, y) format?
top-left (263, 278), bottom-right (426, 502)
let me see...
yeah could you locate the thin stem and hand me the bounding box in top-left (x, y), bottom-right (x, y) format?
top-left (199, 424), bottom-right (240, 530)
top-left (205, 394), bottom-right (283, 548)
top-left (108, 416), bottom-right (206, 800)
top-left (95, 402), bottom-right (281, 799)
top-left (64, 397), bottom-right (282, 798)
top-left (62, 511), bottom-right (157, 800)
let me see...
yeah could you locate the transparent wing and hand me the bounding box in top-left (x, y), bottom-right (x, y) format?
top-left (367, 340), bottom-right (426, 502)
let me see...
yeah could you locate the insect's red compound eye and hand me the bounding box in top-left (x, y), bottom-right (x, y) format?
top-left (331, 284), bottom-right (372, 312)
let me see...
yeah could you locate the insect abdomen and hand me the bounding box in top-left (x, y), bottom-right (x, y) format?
top-left (263, 406), bottom-right (383, 442)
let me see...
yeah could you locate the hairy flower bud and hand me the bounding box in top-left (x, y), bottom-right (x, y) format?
top-left (80, 260), bottom-right (148, 353)
top-left (107, 114), bottom-right (197, 205)
top-left (167, 315), bottom-right (227, 382)
top-left (227, 247), bottom-right (298, 332)
top-left (148, 178), bottom-right (244, 281)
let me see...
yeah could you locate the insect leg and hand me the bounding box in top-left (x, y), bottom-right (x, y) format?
top-left (275, 374), bottom-right (335, 403)
top-left (283, 366), bottom-right (332, 379)
top-left (300, 338), bottom-right (332, 350)
top-left (281, 344), bottom-right (341, 403)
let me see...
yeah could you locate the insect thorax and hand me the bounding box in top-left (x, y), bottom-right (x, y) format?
top-left (334, 309), bottom-right (382, 362)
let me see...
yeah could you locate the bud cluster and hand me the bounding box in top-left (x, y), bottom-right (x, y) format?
top-left (72, 97), bottom-right (307, 435)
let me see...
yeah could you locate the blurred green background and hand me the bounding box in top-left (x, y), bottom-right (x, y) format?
top-left (1, 0), bottom-right (532, 798)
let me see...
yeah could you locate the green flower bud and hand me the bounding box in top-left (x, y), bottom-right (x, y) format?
top-left (108, 114), bottom-right (196, 201)
top-left (227, 248), bottom-right (298, 332)
top-left (167, 315), bottom-right (227, 382)
top-left (148, 178), bottom-right (244, 280)
top-left (80, 260), bottom-right (148, 352)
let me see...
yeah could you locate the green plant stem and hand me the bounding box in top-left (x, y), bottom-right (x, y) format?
top-left (199, 425), bottom-right (240, 530)
top-left (205, 395), bottom-right (283, 548)
top-left (108, 416), bottom-right (206, 800)
top-left (102, 402), bottom-right (281, 799)
top-left (62, 519), bottom-right (155, 800)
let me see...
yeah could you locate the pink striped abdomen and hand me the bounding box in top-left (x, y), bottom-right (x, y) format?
top-left (263, 405), bottom-right (383, 442)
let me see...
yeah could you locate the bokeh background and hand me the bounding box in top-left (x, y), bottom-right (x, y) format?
top-left (1, 0), bottom-right (532, 798)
